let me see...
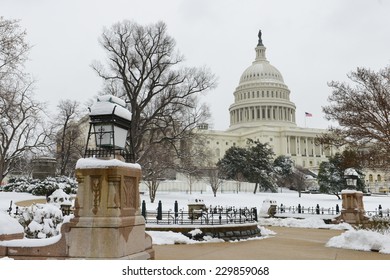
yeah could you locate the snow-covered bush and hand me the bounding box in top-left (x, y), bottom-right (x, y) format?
top-left (17, 203), bottom-right (63, 238)
top-left (47, 189), bottom-right (73, 207)
top-left (11, 189), bottom-right (74, 239)
top-left (1, 176), bottom-right (78, 196)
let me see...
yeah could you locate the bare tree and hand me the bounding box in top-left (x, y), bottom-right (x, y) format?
top-left (0, 17), bottom-right (49, 183)
top-left (177, 132), bottom-right (212, 194)
top-left (0, 17), bottom-right (29, 79)
top-left (290, 166), bottom-right (310, 198)
top-left (318, 66), bottom-right (390, 169)
top-left (92, 20), bottom-right (216, 163)
top-left (204, 167), bottom-right (223, 197)
top-left (142, 141), bottom-right (176, 203)
top-left (0, 79), bottom-right (49, 183)
top-left (52, 100), bottom-right (84, 176)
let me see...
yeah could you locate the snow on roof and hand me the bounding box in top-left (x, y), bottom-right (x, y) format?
top-left (344, 168), bottom-right (359, 176)
top-left (97, 95), bottom-right (126, 107)
top-left (89, 95), bottom-right (131, 121)
top-left (75, 158), bottom-right (141, 170)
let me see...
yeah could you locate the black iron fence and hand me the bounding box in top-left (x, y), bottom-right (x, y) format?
top-left (276, 203), bottom-right (390, 218)
top-left (276, 204), bottom-right (340, 216)
top-left (142, 200), bottom-right (258, 225)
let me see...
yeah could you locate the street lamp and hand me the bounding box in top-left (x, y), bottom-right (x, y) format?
top-left (344, 168), bottom-right (359, 189)
top-left (84, 95), bottom-right (132, 161)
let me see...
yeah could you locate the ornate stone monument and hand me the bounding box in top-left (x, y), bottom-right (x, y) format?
top-left (336, 168), bottom-right (368, 225)
top-left (66, 158), bottom-right (154, 259)
top-left (0, 95), bottom-right (154, 259)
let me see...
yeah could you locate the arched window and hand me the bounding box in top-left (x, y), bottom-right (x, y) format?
top-left (369, 174), bottom-right (373, 182)
top-left (377, 174), bottom-right (382, 182)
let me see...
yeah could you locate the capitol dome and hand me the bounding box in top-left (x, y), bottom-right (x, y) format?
top-left (229, 30), bottom-right (296, 130)
top-left (239, 62), bottom-right (285, 84)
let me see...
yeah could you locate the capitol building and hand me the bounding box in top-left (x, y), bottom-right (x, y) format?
top-left (201, 31), bottom-right (339, 170)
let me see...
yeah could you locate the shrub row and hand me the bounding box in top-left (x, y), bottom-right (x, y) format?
top-left (1, 176), bottom-right (78, 196)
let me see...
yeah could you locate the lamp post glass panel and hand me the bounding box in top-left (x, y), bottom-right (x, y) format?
top-left (93, 123), bottom-right (128, 149)
top-left (344, 168), bottom-right (359, 189)
top-left (85, 95), bottom-right (132, 161)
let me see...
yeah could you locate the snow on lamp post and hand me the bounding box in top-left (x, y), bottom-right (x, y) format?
top-left (84, 95), bottom-right (132, 162)
top-left (344, 168), bottom-right (359, 190)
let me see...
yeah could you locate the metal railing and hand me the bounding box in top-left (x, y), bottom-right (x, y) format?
top-left (143, 206), bottom-right (258, 225)
top-left (84, 148), bottom-right (132, 162)
top-left (276, 205), bottom-right (340, 216)
top-left (275, 204), bottom-right (390, 218)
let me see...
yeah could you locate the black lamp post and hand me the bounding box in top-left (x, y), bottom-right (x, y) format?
top-left (344, 168), bottom-right (359, 190)
top-left (84, 95), bottom-right (132, 162)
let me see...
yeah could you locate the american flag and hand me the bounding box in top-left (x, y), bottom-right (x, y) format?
top-left (305, 112), bottom-right (313, 117)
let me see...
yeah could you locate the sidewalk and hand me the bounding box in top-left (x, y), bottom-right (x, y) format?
top-left (153, 226), bottom-right (390, 260)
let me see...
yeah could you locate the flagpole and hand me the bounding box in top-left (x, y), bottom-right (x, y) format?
top-left (304, 112), bottom-right (312, 127)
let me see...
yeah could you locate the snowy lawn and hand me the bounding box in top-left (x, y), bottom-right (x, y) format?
top-left (1, 189), bottom-right (390, 255)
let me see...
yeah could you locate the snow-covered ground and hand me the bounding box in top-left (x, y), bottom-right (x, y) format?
top-left (1, 188), bottom-right (390, 255)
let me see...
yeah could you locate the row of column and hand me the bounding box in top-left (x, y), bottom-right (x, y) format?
top-left (286, 136), bottom-right (333, 157)
top-left (230, 105), bottom-right (296, 124)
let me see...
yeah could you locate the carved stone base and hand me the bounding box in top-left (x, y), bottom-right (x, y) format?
top-left (336, 190), bottom-right (369, 225)
top-left (68, 162), bottom-right (154, 259)
top-left (0, 159), bottom-right (154, 260)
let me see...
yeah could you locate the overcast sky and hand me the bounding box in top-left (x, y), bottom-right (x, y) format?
top-left (2, 0), bottom-right (390, 130)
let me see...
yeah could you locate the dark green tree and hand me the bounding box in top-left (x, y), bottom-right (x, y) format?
top-left (217, 146), bottom-right (248, 182)
top-left (273, 155), bottom-right (294, 189)
top-left (217, 139), bottom-right (276, 194)
top-left (317, 151), bottom-right (365, 199)
top-left (246, 139), bottom-right (276, 193)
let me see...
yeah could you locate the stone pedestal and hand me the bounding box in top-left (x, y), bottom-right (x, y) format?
top-left (337, 190), bottom-right (368, 225)
top-left (67, 161), bottom-right (154, 259)
top-left (0, 159), bottom-right (154, 260)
